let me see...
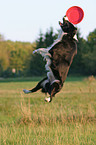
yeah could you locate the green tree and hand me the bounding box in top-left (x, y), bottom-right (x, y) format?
top-left (69, 29), bottom-right (87, 75)
top-left (0, 39), bottom-right (35, 77)
top-left (29, 31), bottom-right (45, 76)
top-left (0, 41), bottom-right (9, 76)
top-left (29, 27), bottom-right (58, 76)
top-left (36, 30), bottom-right (45, 48)
top-left (45, 27), bottom-right (54, 47)
top-left (87, 29), bottom-right (96, 52)
top-left (9, 41), bottom-right (35, 76)
top-left (81, 29), bottom-right (96, 75)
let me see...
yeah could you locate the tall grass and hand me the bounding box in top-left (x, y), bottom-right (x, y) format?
top-left (0, 76), bottom-right (96, 145)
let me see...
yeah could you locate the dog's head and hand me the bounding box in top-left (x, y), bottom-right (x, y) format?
top-left (59, 17), bottom-right (77, 37)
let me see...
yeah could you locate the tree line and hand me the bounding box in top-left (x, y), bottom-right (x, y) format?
top-left (0, 27), bottom-right (96, 77)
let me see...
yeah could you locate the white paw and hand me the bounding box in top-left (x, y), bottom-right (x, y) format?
top-left (45, 97), bottom-right (51, 102)
top-left (23, 89), bottom-right (31, 94)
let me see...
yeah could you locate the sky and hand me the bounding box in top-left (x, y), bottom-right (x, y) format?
top-left (0, 0), bottom-right (96, 43)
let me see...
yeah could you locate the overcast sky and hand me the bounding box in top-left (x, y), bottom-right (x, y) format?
top-left (0, 0), bottom-right (96, 42)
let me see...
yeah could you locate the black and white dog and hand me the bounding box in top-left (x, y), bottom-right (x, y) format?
top-left (23, 17), bottom-right (77, 102)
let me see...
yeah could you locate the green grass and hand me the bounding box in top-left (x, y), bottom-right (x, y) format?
top-left (0, 76), bottom-right (96, 145)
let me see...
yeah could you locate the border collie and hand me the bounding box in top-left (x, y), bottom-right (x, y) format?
top-left (23, 17), bottom-right (77, 102)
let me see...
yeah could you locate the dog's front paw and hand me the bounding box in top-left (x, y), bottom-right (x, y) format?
top-left (23, 89), bottom-right (31, 94)
top-left (33, 50), bottom-right (37, 54)
top-left (44, 97), bottom-right (52, 102)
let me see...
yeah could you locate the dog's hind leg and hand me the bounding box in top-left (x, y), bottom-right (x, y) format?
top-left (23, 83), bottom-right (41, 94)
top-left (45, 82), bottom-right (60, 102)
top-left (23, 77), bottom-right (48, 94)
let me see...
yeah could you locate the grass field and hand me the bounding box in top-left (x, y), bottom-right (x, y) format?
top-left (0, 76), bottom-right (96, 145)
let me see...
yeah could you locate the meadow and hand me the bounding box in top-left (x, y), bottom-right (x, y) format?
top-left (0, 76), bottom-right (96, 145)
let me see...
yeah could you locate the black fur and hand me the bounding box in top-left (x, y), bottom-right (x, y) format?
top-left (23, 17), bottom-right (77, 102)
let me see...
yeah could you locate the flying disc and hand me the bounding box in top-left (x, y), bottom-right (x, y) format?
top-left (66, 6), bottom-right (84, 24)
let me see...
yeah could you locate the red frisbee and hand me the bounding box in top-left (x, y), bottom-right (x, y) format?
top-left (66, 6), bottom-right (84, 24)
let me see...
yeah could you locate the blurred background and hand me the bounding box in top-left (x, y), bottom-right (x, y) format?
top-left (0, 0), bottom-right (96, 77)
